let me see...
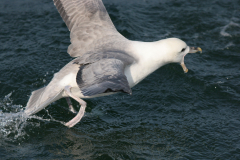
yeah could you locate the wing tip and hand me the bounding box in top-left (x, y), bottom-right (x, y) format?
top-left (25, 87), bottom-right (46, 115)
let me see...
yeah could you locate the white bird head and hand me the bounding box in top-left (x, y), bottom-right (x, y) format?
top-left (158, 38), bottom-right (202, 73)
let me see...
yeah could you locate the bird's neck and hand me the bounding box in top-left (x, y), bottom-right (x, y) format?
top-left (125, 40), bottom-right (171, 87)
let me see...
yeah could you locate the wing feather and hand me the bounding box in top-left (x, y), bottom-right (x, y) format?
top-left (53, 0), bottom-right (128, 57)
top-left (76, 59), bottom-right (132, 96)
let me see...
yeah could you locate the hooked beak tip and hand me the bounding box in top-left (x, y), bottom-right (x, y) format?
top-left (181, 63), bottom-right (188, 73)
top-left (189, 47), bottom-right (202, 53)
top-left (197, 47), bottom-right (202, 53)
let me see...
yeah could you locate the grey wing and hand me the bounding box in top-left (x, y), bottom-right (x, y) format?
top-left (72, 50), bottom-right (136, 66)
top-left (76, 59), bottom-right (132, 96)
top-left (25, 86), bottom-right (63, 115)
top-left (53, 0), bottom-right (127, 57)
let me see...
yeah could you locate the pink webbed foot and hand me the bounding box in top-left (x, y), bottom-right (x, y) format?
top-left (64, 86), bottom-right (87, 128)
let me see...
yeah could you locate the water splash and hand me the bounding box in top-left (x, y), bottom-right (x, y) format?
top-left (0, 93), bottom-right (65, 141)
top-left (0, 92), bottom-right (27, 140)
top-left (0, 111), bottom-right (28, 140)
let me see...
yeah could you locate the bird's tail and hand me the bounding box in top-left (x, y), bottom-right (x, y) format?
top-left (24, 86), bottom-right (63, 116)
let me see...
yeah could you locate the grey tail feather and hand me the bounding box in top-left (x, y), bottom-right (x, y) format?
top-left (25, 87), bottom-right (46, 115)
top-left (25, 86), bottom-right (63, 116)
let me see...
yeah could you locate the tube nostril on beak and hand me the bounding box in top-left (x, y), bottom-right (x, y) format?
top-left (189, 47), bottom-right (202, 53)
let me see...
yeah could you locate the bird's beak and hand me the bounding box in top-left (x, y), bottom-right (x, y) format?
top-left (181, 47), bottom-right (202, 73)
top-left (189, 47), bottom-right (202, 54)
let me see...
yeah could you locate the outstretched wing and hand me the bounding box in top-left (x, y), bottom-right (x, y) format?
top-left (76, 58), bottom-right (132, 96)
top-left (53, 0), bottom-right (127, 57)
top-left (25, 86), bottom-right (64, 116)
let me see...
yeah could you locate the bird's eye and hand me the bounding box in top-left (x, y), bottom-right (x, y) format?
top-left (181, 48), bottom-right (186, 52)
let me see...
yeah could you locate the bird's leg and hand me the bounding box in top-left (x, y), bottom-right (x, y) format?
top-left (64, 85), bottom-right (87, 128)
top-left (65, 97), bottom-right (76, 113)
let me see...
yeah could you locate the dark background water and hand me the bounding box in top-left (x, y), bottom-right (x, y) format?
top-left (0, 0), bottom-right (240, 159)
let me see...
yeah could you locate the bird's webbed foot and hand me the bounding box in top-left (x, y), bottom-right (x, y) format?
top-left (64, 85), bottom-right (87, 128)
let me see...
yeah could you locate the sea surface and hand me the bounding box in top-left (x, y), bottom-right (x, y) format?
top-left (0, 0), bottom-right (240, 159)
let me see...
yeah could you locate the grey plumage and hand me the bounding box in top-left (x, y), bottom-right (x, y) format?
top-left (25, 86), bottom-right (63, 115)
top-left (72, 50), bottom-right (136, 65)
top-left (25, 87), bottom-right (46, 113)
top-left (73, 50), bottom-right (135, 96)
top-left (77, 59), bottom-right (132, 96)
top-left (53, 0), bottom-right (128, 58)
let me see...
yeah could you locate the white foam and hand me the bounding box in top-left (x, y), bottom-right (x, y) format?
top-left (225, 42), bottom-right (234, 48)
top-left (0, 93), bottom-right (27, 140)
top-left (220, 21), bottom-right (240, 37)
top-left (0, 93), bottom-right (64, 141)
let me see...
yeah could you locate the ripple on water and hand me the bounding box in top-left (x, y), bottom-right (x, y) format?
top-left (220, 21), bottom-right (240, 37)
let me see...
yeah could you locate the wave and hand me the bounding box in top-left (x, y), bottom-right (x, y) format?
top-left (220, 21), bottom-right (240, 37)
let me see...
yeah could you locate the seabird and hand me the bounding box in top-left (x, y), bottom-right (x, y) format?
top-left (24, 0), bottom-right (202, 127)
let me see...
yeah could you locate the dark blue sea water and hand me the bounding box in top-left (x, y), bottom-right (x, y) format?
top-left (0, 0), bottom-right (240, 159)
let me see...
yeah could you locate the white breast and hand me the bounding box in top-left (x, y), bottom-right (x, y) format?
top-left (124, 40), bottom-right (169, 88)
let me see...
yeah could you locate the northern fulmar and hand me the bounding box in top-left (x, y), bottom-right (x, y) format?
top-left (24, 0), bottom-right (202, 127)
